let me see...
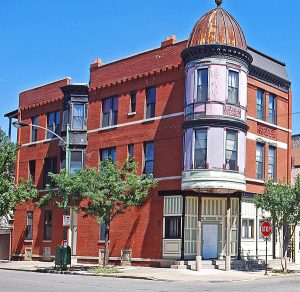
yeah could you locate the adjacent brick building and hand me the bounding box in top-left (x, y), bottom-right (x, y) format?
top-left (6, 1), bottom-right (292, 267)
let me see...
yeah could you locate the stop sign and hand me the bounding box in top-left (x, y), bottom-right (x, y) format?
top-left (261, 221), bottom-right (272, 238)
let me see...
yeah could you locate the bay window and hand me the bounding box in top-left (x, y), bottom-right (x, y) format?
top-left (72, 104), bottom-right (85, 130)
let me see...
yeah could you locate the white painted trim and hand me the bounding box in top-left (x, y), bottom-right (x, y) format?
top-left (20, 137), bottom-right (59, 147)
top-left (246, 178), bottom-right (265, 184)
top-left (247, 116), bottom-right (292, 133)
top-left (88, 112), bottom-right (184, 134)
top-left (156, 176), bottom-right (182, 182)
top-left (247, 132), bottom-right (288, 150)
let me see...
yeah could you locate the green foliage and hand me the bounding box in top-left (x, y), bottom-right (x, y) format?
top-left (80, 158), bottom-right (158, 223)
top-left (254, 179), bottom-right (300, 229)
top-left (0, 129), bottom-right (38, 216)
top-left (36, 169), bottom-right (86, 210)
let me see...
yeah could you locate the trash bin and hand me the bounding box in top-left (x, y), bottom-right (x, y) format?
top-left (55, 246), bottom-right (71, 270)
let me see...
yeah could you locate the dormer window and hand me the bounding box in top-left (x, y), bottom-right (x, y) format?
top-left (197, 69), bottom-right (208, 102)
top-left (228, 70), bottom-right (239, 105)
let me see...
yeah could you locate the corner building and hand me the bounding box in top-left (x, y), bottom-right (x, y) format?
top-left (10, 2), bottom-right (292, 267)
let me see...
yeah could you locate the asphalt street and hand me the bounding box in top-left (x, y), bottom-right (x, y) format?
top-left (0, 270), bottom-right (300, 292)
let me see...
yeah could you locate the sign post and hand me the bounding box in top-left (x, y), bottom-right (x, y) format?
top-left (260, 221), bottom-right (272, 275)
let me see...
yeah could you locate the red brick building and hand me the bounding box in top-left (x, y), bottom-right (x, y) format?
top-left (6, 1), bottom-right (292, 267)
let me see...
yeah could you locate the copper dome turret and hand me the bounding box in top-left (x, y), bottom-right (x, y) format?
top-left (188, 6), bottom-right (247, 50)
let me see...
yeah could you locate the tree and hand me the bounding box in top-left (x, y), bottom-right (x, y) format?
top-left (80, 158), bottom-right (158, 266)
top-left (254, 178), bottom-right (300, 273)
top-left (0, 129), bottom-right (38, 217)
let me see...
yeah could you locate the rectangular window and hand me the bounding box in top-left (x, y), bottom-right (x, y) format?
top-left (146, 87), bottom-right (156, 119)
top-left (242, 219), bottom-right (254, 239)
top-left (43, 210), bottom-right (52, 240)
top-left (165, 216), bottom-right (181, 239)
top-left (25, 211), bottom-right (33, 241)
top-left (130, 91), bottom-right (137, 113)
top-left (70, 151), bottom-right (83, 174)
top-left (268, 146), bottom-right (276, 180)
top-left (62, 109), bottom-right (69, 131)
top-left (28, 160), bottom-right (36, 183)
top-left (197, 68), bottom-right (208, 102)
top-left (44, 157), bottom-right (58, 187)
top-left (269, 94), bottom-right (276, 124)
top-left (256, 143), bottom-right (264, 180)
top-left (31, 117), bottom-right (38, 142)
top-left (228, 70), bottom-right (239, 105)
top-left (144, 142), bottom-right (154, 174)
top-left (100, 223), bottom-right (106, 241)
top-left (194, 129), bottom-right (207, 169)
top-left (256, 89), bottom-right (265, 120)
top-left (128, 144), bottom-right (134, 158)
top-left (102, 96), bottom-right (118, 127)
top-left (72, 104), bottom-right (85, 130)
top-left (47, 111), bottom-right (60, 139)
top-left (100, 147), bottom-right (116, 163)
top-left (225, 130), bottom-right (238, 171)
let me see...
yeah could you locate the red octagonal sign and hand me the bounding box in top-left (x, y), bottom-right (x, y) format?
top-left (261, 221), bottom-right (272, 238)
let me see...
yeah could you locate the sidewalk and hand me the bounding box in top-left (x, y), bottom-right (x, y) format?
top-left (1, 260), bottom-right (299, 282)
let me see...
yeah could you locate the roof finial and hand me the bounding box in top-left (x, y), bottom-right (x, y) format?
top-left (215, 0), bottom-right (223, 7)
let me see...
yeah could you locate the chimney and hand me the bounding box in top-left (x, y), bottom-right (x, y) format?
top-left (90, 58), bottom-right (103, 69)
top-left (161, 35), bottom-right (176, 47)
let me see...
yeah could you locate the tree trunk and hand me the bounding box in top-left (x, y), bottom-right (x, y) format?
top-left (103, 222), bottom-right (110, 267)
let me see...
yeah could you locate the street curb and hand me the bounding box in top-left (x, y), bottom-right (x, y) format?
top-left (0, 267), bottom-right (158, 281)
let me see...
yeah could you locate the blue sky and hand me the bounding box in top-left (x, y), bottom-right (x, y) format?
top-left (0, 0), bottom-right (299, 136)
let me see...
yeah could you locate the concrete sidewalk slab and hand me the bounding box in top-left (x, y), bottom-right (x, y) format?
top-left (0, 261), bottom-right (299, 283)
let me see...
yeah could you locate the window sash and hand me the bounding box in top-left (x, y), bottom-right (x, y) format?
top-left (256, 144), bottom-right (264, 179)
top-left (100, 223), bottom-right (106, 241)
top-left (194, 129), bottom-right (207, 169)
top-left (43, 211), bottom-right (52, 240)
top-left (144, 142), bottom-right (154, 174)
top-left (29, 160), bottom-right (36, 182)
top-left (31, 117), bottom-right (38, 142)
top-left (128, 144), bottom-right (134, 158)
top-left (70, 151), bottom-right (83, 174)
top-left (268, 94), bottom-right (276, 124)
top-left (257, 89), bottom-right (265, 120)
top-left (146, 87), bottom-right (156, 119)
top-left (102, 96), bottom-right (119, 127)
top-left (165, 216), bottom-right (181, 239)
top-left (268, 147), bottom-right (276, 179)
top-left (197, 69), bottom-right (208, 102)
top-left (228, 71), bottom-right (239, 105)
top-left (101, 148), bottom-right (116, 163)
top-left (130, 92), bottom-right (136, 113)
top-left (25, 212), bottom-right (33, 240)
top-left (47, 111), bottom-right (60, 138)
top-left (242, 219), bottom-right (254, 239)
top-left (72, 104), bottom-right (84, 130)
top-left (225, 130), bottom-right (238, 171)
top-left (44, 157), bottom-right (57, 187)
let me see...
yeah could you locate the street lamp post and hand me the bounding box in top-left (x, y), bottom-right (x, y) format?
top-left (13, 121), bottom-right (71, 266)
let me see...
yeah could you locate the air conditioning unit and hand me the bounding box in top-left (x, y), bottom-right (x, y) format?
top-left (24, 248), bottom-right (32, 261)
top-left (43, 247), bottom-right (51, 261)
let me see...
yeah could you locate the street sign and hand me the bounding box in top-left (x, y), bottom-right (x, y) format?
top-left (260, 221), bottom-right (272, 238)
top-left (63, 215), bottom-right (71, 227)
top-left (260, 221), bottom-right (272, 276)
